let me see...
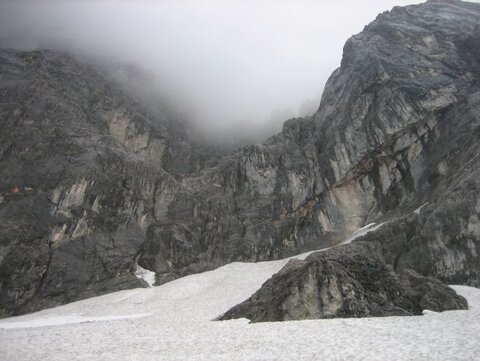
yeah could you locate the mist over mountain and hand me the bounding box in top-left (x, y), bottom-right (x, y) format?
top-left (0, 0), bottom-right (434, 143)
top-left (1, 1), bottom-right (480, 359)
top-left (1, 0), bottom-right (480, 317)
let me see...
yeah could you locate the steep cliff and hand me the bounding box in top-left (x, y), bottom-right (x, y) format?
top-left (1, 0), bottom-right (480, 317)
top-left (220, 0), bottom-right (480, 321)
top-left (141, 0), bottom-right (480, 287)
top-left (0, 50), bottom-right (216, 315)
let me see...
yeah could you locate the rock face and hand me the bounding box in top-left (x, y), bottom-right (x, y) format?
top-left (1, 0), bottom-right (480, 316)
top-left (219, 0), bottom-right (480, 321)
top-left (0, 50), bottom-right (215, 315)
top-left (218, 242), bottom-right (468, 322)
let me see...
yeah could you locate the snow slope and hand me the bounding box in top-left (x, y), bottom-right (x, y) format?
top-left (1, 223), bottom-right (479, 361)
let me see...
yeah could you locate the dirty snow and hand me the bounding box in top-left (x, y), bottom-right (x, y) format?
top-left (1, 224), bottom-right (479, 361)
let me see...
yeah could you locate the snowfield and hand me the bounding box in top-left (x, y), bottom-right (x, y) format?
top-left (1, 224), bottom-right (479, 360)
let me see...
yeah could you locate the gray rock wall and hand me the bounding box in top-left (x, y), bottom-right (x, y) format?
top-left (1, 0), bottom-right (479, 316)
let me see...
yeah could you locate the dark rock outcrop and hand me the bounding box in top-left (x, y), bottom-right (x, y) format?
top-left (218, 242), bottom-right (468, 322)
top-left (1, 0), bottom-right (480, 317)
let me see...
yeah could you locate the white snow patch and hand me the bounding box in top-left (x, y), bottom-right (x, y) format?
top-left (291, 222), bottom-right (386, 261)
top-left (414, 202), bottom-right (430, 214)
top-left (135, 265), bottom-right (156, 287)
top-left (339, 222), bottom-right (385, 245)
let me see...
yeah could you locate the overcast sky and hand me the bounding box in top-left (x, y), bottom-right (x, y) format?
top-left (0, 0), bottom-right (446, 140)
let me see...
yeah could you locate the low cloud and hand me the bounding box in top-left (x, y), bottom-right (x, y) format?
top-left (0, 0), bottom-right (428, 142)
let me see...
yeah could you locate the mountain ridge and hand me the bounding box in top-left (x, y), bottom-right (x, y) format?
top-left (1, 0), bottom-right (479, 317)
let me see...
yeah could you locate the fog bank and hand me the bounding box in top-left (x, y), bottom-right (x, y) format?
top-left (0, 0), bottom-right (432, 141)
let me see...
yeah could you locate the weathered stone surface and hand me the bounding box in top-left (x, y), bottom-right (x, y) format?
top-left (0, 49), bottom-right (207, 315)
top-left (218, 242), bottom-right (468, 322)
top-left (1, 0), bottom-right (480, 317)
